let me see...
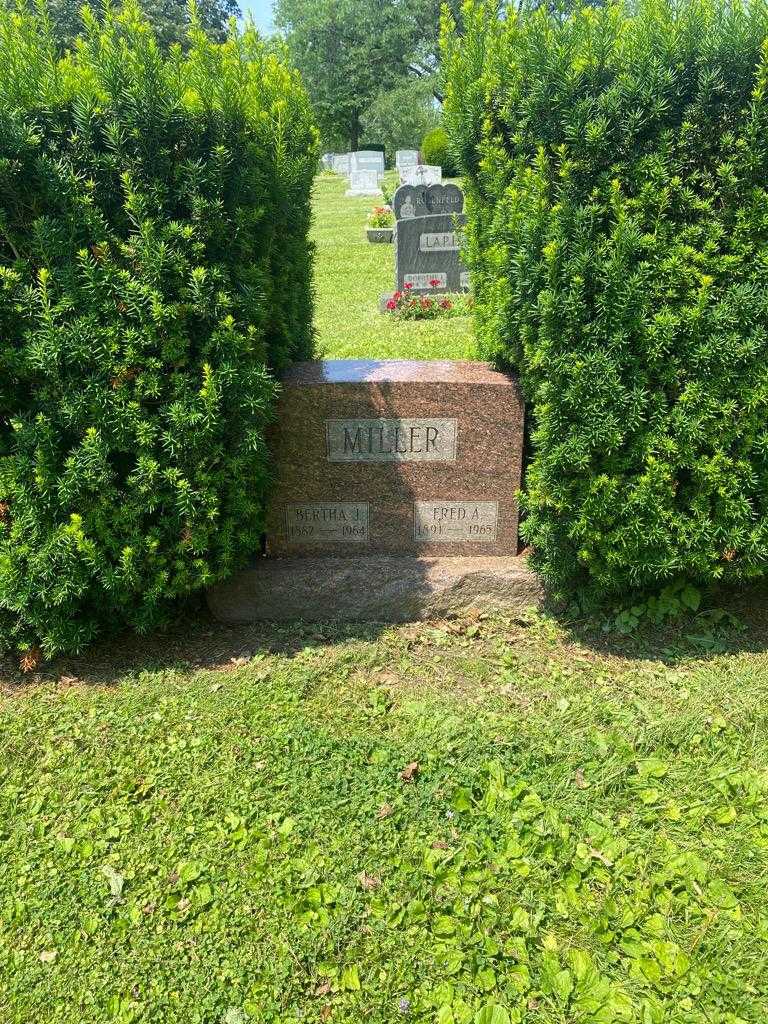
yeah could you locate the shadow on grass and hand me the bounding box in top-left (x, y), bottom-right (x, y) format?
top-left (2, 580), bottom-right (767, 693)
top-left (555, 579), bottom-right (768, 666)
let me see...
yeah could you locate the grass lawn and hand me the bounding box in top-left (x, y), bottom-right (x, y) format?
top-left (2, 602), bottom-right (768, 1023)
top-left (312, 172), bottom-right (477, 361)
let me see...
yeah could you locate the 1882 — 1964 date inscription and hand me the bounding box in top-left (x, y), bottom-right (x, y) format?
top-left (326, 418), bottom-right (457, 463)
top-left (285, 503), bottom-right (369, 544)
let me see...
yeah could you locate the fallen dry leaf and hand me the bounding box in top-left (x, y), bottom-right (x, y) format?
top-left (314, 981), bottom-right (331, 997)
top-left (574, 768), bottom-right (590, 790)
top-left (20, 647), bottom-right (43, 673)
top-left (357, 871), bottom-right (380, 891)
top-left (39, 950), bottom-right (57, 963)
top-left (400, 761), bottom-right (419, 783)
top-left (58, 675), bottom-right (78, 686)
top-left (589, 847), bottom-right (614, 867)
top-left (321, 1007), bottom-right (332, 1021)
top-left (377, 803), bottom-right (393, 819)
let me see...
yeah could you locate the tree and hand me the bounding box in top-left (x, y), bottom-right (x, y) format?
top-left (274, 0), bottom-right (463, 150)
top-left (361, 78), bottom-right (439, 164)
top-left (33, 0), bottom-right (240, 52)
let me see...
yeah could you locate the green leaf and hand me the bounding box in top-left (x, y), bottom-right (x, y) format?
top-left (474, 1003), bottom-right (511, 1024)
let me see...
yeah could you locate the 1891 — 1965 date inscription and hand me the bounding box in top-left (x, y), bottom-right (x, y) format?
top-left (414, 501), bottom-right (498, 542)
top-left (326, 418), bottom-right (457, 463)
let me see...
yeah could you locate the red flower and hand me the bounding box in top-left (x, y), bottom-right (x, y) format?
top-left (386, 298), bottom-right (397, 311)
top-left (429, 279), bottom-right (441, 288)
top-left (393, 291), bottom-right (402, 300)
top-left (440, 298), bottom-right (453, 310)
top-left (404, 282), bottom-right (413, 290)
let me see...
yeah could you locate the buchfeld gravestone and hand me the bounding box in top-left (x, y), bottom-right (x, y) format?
top-left (207, 360), bottom-right (541, 623)
top-left (393, 183), bottom-right (464, 221)
top-left (346, 170), bottom-right (382, 197)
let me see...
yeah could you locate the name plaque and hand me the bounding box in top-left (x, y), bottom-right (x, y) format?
top-left (326, 418), bottom-right (458, 463)
top-left (414, 501), bottom-right (499, 543)
top-left (285, 503), bottom-right (369, 544)
top-left (420, 231), bottom-right (461, 252)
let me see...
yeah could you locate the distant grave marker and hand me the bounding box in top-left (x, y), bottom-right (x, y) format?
top-left (346, 170), bottom-right (383, 197)
top-left (396, 149), bottom-right (419, 170)
top-left (400, 164), bottom-right (442, 186)
top-left (350, 150), bottom-right (385, 176)
top-left (395, 213), bottom-right (469, 294)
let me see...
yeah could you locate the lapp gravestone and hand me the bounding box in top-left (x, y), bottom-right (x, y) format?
top-left (346, 170), bottom-right (382, 197)
top-left (394, 213), bottom-right (469, 294)
top-left (207, 360), bottom-right (540, 624)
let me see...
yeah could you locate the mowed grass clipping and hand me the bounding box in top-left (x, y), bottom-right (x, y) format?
top-left (312, 172), bottom-right (477, 361)
top-left (1, 607), bottom-right (768, 1023)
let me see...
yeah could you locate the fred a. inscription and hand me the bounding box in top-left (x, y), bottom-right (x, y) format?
top-left (285, 502), bottom-right (369, 544)
top-left (326, 418), bottom-right (457, 463)
top-left (414, 501), bottom-right (498, 542)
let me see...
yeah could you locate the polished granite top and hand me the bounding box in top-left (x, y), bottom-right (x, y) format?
top-left (281, 360), bottom-right (517, 386)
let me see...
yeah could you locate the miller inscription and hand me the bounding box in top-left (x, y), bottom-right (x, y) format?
top-left (326, 418), bottom-right (458, 463)
top-left (414, 501), bottom-right (499, 543)
top-left (285, 502), bottom-right (369, 544)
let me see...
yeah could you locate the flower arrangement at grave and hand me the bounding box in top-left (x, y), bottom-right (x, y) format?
top-left (367, 206), bottom-right (395, 228)
top-left (385, 282), bottom-right (471, 319)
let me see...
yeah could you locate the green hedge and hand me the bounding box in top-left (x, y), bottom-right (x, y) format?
top-left (0, 3), bottom-right (318, 656)
top-left (444, 0), bottom-right (768, 600)
top-left (420, 126), bottom-right (458, 177)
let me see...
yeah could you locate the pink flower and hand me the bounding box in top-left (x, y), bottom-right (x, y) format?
top-left (429, 279), bottom-right (441, 288)
top-left (386, 298), bottom-right (397, 310)
top-left (404, 282), bottom-right (413, 290)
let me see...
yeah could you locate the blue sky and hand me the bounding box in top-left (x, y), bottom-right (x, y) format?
top-left (241, 0), bottom-right (275, 33)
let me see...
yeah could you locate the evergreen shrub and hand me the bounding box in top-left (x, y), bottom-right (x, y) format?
top-left (420, 126), bottom-right (458, 176)
top-left (0, 3), bottom-right (318, 656)
top-left (444, 0), bottom-right (768, 600)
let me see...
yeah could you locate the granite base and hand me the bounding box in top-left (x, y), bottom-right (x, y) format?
top-left (207, 555), bottom-right (544, 623)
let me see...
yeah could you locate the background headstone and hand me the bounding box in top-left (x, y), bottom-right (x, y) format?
top-left (321, 153), bottom-right (335, 171)
top-left (346, 170), bottom-right (383, 197)
top-left (332, 154), bottom-right (351, 175)
top-left (396, 149), bottom-right (419, 170)
top-left (400, 164), bottom-right (442, 186)
top-left (350, 150), bottom-right (386, 176)
top-left (395, 212), bottom-right (469, 293)
top-left (393, 183), bottom-right (464, 220)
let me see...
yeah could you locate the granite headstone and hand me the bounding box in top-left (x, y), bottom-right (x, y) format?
top-left (400, 164), bottom-right (442, 186)
top-left (350, 150), bottom-right (386, 176)
top-left (394, 212), bottom-right (469, 294)
top-left (396, 149), bottom-right (419, 170)
top-left (346, 170), bottom-right (383, 197)
top-left (393, 183), bottom-right (464, 220)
